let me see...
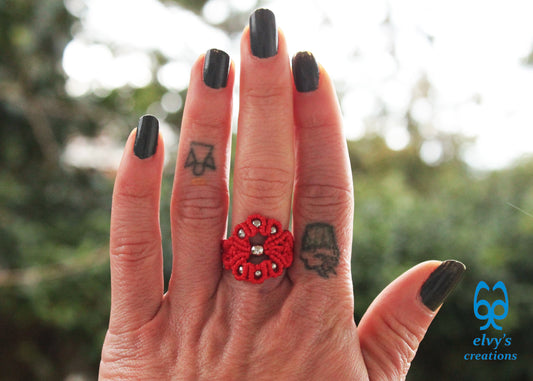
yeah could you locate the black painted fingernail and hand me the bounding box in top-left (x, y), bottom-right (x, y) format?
top-left (249, 8), bottom-right (278, 58)
top-left (203, 49), bottom-right (230, 89)
top-left (420, 260), bottom-right (466, 311)
top-left (134, 115), bottom-right (159, 159)
top-left (292, 51), bottom-right (319, 92)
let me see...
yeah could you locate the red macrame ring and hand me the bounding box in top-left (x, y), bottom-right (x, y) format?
top-left (222, 214), bottom-right (294, 284)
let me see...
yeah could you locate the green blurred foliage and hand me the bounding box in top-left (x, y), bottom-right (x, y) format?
top-left (0, 0), bottom-right (113, 379)
top-left (350, 137), bottom-right (533, 380)
top-left (0, 0), bottom-right (531, 380)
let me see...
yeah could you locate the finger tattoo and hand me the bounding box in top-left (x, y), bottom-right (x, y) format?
top-left (300, 223), bottom-right (340, 278)
top-left (185, 141), bottom-right (216, 176)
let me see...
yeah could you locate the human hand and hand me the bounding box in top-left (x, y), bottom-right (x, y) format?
top-left (99, 9), bottom-right (465, 380)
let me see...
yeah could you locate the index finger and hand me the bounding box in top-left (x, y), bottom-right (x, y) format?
top-left (290, 52), bottom-right (354, 295)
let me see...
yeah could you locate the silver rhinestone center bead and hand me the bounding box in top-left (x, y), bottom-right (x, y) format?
top-left (252, 219), bottom-right (261, 227)
top-left (270, 226), bottom-right (277, 234)
top-left (238, 229), bottom-right (245, 239)
top-left (251, 245), bottom-right (264, 256)
top-left (238, 265), bottom-right (243, 274)
top-left (272, 263), bottom-right (278, 271)
top-left (254, 270), bottom-right (262, 277)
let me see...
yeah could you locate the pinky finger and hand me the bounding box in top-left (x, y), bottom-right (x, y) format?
top-left (108, 116), bottom-right (164, 334)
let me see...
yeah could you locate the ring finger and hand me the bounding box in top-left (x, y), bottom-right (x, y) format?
top-left (169, 49), bottom-right (234, 301)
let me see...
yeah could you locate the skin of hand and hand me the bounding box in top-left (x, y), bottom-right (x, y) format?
top-left (99, 9), bottom-right (465, 380)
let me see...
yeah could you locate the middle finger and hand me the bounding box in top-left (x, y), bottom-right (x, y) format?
top-left (230, 9), bottom-right (294, 286)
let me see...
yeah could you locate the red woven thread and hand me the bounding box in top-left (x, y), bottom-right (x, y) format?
top-left (222, 214), bottom-right (294, 284)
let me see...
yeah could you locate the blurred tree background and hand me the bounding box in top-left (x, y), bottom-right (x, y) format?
top-left (0, 0), bottom-right (532, 380)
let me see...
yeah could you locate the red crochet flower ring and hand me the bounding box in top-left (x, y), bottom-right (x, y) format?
top-left (222, 214), bottom-right (294, 284)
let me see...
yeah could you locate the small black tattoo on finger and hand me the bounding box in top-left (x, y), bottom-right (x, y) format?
top-left (185, 141), bottom-right (215, 176)
top-left (300, 223), bottom-right (340, 278)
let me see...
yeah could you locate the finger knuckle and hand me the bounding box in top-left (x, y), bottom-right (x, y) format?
top-left (243, 84), bottom-right (288, 105)
top-left (236, 165), bottom-right (293, 207)
top-left (173, 184), bottom-right (228, 225)
top-left (240, 85), bottom-right (291, 118)
top-left (295, 182), bottom-right (353, 221)
top-left (188, 115), bottom-right (227, 134)
top-left (114, 186), bottom-right (157, 206)
top-left (101, 327), bottom-right (168, 377)
top-left (110, 234), bottom-right (160, 266)
top-left (298, 117), bottom-right (339, 133)
top-left (378, 313), bottom-right (425, 378)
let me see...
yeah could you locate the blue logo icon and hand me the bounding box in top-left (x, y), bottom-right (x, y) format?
top-left (473, 281), bottom-right (509, 330)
